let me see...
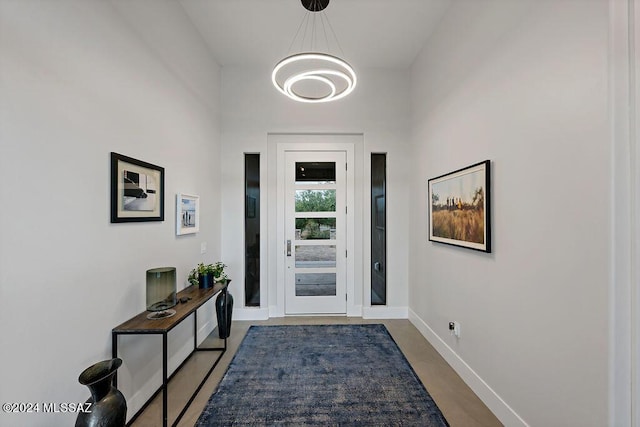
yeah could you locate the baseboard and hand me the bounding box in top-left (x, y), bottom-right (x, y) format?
top-left (233, 307), bottom-right (270, 320)
top-left (126, 378), bottom-right (160, 423)
top-left (197, 318), bottom-right (215, 346)
top-left (347, 304), bottom-right (363, 317)
top-left (363, 305), bottom-right (408, 319)
top-left (408, 309), bottom-right (529, 427)
top-left (269, 305), bottom-right (284, 318)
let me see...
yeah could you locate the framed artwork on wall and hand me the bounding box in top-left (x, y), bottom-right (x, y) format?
top-left (176, 193), bottom-right (200, 235)
top-left (110, 152), bottom-right (164, 223)
top-left (428, 160), bottom-right (491, 252)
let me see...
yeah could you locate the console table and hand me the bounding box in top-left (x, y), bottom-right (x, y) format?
top-left (112, 282), bottom-right (228, 427)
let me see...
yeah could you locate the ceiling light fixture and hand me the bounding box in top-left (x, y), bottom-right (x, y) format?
top-left (272, 0), bottom-right (357, 103)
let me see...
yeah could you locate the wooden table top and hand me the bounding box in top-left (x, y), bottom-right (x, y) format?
top-left (113, 282), bottom-right (227, 334)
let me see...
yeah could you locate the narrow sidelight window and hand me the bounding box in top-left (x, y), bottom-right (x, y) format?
top-left (371, 153), bottom-right (386, 305)
top-left (245, 154), bottom-right (260, 306)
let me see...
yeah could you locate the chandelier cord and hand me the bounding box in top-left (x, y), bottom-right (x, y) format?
top-left (287, 1), bottom-right (344, 57)
top-left (311, 10), bottom-right (317, 51)
top-left (319, 10), bottom-right (330, 53)
top-left (322, 8), bottom-right (345, 57)
top-left (301, 11), bottom-right (311, 52)
top-left (287, 9), bottom-right (309, 56)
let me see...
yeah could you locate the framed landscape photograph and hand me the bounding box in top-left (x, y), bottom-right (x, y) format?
top-left (428, 160), bottom-right (491, 252)
top-left (110, 152), bottom-right (164, 223)
top-left (176, 193), bottom-right (200, 235)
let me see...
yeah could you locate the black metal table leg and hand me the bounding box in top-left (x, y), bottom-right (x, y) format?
top-left (194, 310), bottom-right (198, 349)
top-left (112, 332), bottom-right (118, 388)
top-left (163, 332), bottom-right (168, 427)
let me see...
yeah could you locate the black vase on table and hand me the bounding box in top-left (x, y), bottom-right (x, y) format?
top-left (75, 358), bottom-right (127, 427)
top-left (216, 282), bottom-right (233, 339)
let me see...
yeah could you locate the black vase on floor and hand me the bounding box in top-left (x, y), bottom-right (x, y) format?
top-left (216, 287), bottom-right (233, 339)
top-left (76, 358), bottom-right (127, 427)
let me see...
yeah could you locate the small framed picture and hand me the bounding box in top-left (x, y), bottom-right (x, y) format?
top-left (176, 193), bottom-right (200, 235)
top-left (110, 152), bottom-right (164, 223)
top-left (428, 160), bottom-right (491, 252)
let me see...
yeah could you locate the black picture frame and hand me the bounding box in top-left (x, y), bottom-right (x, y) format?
top-left (428, 160), bottom-right (491, 252)
top-left (110, 152), bottom-right (165, 223)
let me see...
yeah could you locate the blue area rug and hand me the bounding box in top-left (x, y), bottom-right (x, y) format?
top-left (196, 324), bottom-right (449, 426)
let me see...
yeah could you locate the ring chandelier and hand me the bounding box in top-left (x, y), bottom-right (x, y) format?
top-left (272, 0), bottom-right (357, 103)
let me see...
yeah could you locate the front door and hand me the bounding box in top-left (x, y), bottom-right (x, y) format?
top-left (284, 151), bottom-right (347, 314)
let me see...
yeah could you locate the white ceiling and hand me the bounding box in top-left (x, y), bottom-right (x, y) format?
top-left (178, 0), bottom-right (452, 69)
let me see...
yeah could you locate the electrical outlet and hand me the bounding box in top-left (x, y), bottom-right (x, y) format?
top-left (200, 242), bottom-right (207, 254)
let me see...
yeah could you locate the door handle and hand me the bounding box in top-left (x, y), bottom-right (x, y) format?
top-left (286, 240), bottom-right (291, 257)
top-left (374, 261), bottom-right (381, 272)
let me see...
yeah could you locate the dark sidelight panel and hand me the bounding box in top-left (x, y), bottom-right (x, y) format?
top-left (371, 153), bottom-right (386, 305)
top-left (245, 154), bottom-right (260, 306)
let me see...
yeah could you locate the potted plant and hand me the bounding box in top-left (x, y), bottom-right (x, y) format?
top-left (188, 261), bottom-right (232, 337)
top-left (188, 262), bottom-right (213, 289)
top-left (210, 262), bottom-right (228, 283)
top-left (188, 262), bottom-right (228, 289)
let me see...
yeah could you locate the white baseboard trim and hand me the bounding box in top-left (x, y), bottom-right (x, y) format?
top-left (197, 318), bottom-right (215, 346)
top-left (126, 376), bottom-right (160, 423)
top-left (269, 305), bottom-right (284, 318)
top-left (347, 304), bottom-right (363, 317)
top-left (233, 307), bottom-right (270, 320)
top-left (363, 305), bottom-right (408, 319)
top-left (408, 309), bottom-right (528, 427)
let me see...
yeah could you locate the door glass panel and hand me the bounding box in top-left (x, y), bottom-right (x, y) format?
top-left (295, 190), bottom-right (336, 212)
top-left (295, 273), bottom-right (336, 296)
top-left (295, 218), bottom-right (336, 240)
top-left (245, 154), bottom-right (260, 307)
top-left (371, 153), bottom-right (386, 305)
top-left (295, 245), bottom-right (336, 268)
top-left (295, 162), bottom-right (336, 184)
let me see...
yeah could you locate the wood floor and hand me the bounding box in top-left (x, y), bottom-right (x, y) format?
top-left (130, 318), bottom-right (502, 427)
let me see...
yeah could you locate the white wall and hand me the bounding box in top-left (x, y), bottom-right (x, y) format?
top-left (409, 1), bottom-right (610, 426)
top-left (220, 65), bottom-right (411, 318)
top-left (0, 1), bottom-right (221, 425)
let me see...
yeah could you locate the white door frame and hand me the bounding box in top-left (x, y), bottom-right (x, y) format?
top-left (267, 134), bottom-right (363, 317)
top-left (610, 1), bottom-right (639, 425)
